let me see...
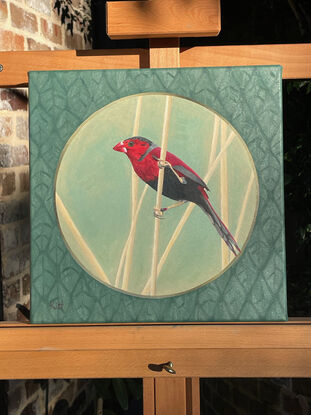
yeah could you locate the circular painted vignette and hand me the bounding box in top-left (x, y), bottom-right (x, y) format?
top-left (54, 92), bottom-right (260, 299)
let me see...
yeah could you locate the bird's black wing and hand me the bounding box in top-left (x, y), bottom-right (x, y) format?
top-left (173, 165), bottom-right (209, 190)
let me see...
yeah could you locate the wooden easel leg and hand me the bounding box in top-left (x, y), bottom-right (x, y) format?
top-left (143, 378), bottom-right (155, 415)
top-left (186, 378), bottom-right (200, 415)
top-left (143, 377), bottom-right (200, 415)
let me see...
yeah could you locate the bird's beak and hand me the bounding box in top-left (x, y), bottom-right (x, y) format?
top-left (113, 141), bottom-right (127, 153)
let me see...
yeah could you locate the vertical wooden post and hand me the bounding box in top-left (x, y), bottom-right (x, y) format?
top-left (143, 39), bottom-right (200, 415)
top-left (143, 378), bottom-right (155, 415)
top-left (155, 378), bottom-right (187, 415)
top-left (149, 38), bottom-right (180, 67)
top-left (143, 377), bottom-right (200, 415)
top-left (186, 378), bottom-right (200, 415)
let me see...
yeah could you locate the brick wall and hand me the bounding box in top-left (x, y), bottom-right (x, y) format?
top-left (0, 87), bottom-right (30, 321)
top-left (201, 378), bottom-right (311, 415)
top-left (0, 1), bottom-right (92, 414)
top-left (0, 0), bottom-right (90, 321)
top-left (0, 0), bottom-right (87, 51)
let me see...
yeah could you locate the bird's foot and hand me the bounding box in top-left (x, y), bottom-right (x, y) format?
top-left (153, 207), bottom-right (166, 219)
top-left (156, 159), bottom-right (186, 185)
top-left (158, 160), bottom-right (169, 169)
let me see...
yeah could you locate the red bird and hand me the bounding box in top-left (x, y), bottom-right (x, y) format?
top-left (113, 136), bottom-right (240, 256)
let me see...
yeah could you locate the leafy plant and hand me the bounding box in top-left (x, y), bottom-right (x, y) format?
top-left (94, 379), bottom-right (142, 415)
top-left (54, 0), bottom-right (92, 43)
top-left (283, 79), bottom-right (311, 316)
top-left (284, 80), bottom-right (311, 249)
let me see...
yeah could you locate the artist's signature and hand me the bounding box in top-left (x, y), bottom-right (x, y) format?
top-left (49, 300), bottom-right (63, 310)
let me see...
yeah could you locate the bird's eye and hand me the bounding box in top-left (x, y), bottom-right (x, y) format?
top-left (128, 141), bottom-right (134, 147)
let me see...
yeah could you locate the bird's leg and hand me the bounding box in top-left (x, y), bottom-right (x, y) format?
top-left (161, 201), bottom-right (187, 213)
top-left (154, 201), bottom-right (186, 219)
top-left (154, 157), bottom-right (187, 185)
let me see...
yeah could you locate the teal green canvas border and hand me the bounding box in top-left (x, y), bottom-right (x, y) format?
top-left (29, 66), bottom-right (288, 323)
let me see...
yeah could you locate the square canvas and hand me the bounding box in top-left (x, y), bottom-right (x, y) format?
top-left (29, 66), bottom-right (287, 323)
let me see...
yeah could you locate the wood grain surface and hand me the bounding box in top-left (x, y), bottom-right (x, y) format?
top-left (0, 347), bottom-right (310, 379)
top-left (106, 0), bottom-right (221, 39)
top-left (1, 43), bottom-right (310, 87)
top-left (143, 378), bottom-right (155, 415)
top-left (0, 49), bottom-right (149, 87)
top-left (149, 39), bottom-right (180, 68)
top-left (0, 322), bottom-right (310, 351)
top-left (180, 43), bottom-right (311, 79)
top-left (0, 322), bottom-right (310, 379)
top-left (186, 378), bottom-right (200, 415)
top-left (155, 378), bottom-right (187, 415)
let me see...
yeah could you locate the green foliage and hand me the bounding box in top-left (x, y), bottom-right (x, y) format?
top-left (112, 379), bottom-right (128, 411)
top-left (284, 80), bottom-right (311, 249)
top-left (54, 0), bottom-right (92, 43)
top-left (283, 79), bottom-right (311, 316)
top-left (94, 378), bottom-right (142, 415)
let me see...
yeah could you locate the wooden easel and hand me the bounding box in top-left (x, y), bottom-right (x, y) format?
top-left (0, 1), bottom-right (311, 414)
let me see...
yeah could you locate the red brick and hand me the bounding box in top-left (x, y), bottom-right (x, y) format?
top-left (19, 171), bottom-right (29, 192)
top-left (0, 144), bottom-right (29, 167)
top-left (28, 0), bottom-right (51, 15)
top-left (65, 32), bottom-right (83, 49)
top-left (0, 198), bottom-right (29, 224)
top-left (0, 29), bottom-right (24, 51)
top-left (0, 1), bottom-right (8, 22)
top-left (10, 3), bottom-right (38, 33)
top-left (0, 116), bottom-right (12, 137)
top-left (0, 29), bottom-right (13, 52)
top-left (0, 172), bottom-right (16, 195)
top-left (27, 38), bottom-right (50, 51)
top-left (16, 116), bottom-right (28, 139)
top-left (14, 145), bottom-right (29, 166)
top-left (0, 89), bottom-right (27, 111)
top-left (41, 18), bottom-right (62, 45)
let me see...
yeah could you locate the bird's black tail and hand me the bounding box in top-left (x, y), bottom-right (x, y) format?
top-left (199, 194), bottom-right (241, 257)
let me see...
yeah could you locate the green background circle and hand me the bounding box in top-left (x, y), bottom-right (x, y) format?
top-left (55, 93), bottom-right (259, 297)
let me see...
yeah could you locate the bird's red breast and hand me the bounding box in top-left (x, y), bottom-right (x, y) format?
top-left (130, 147), bottom-right (160, 182)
